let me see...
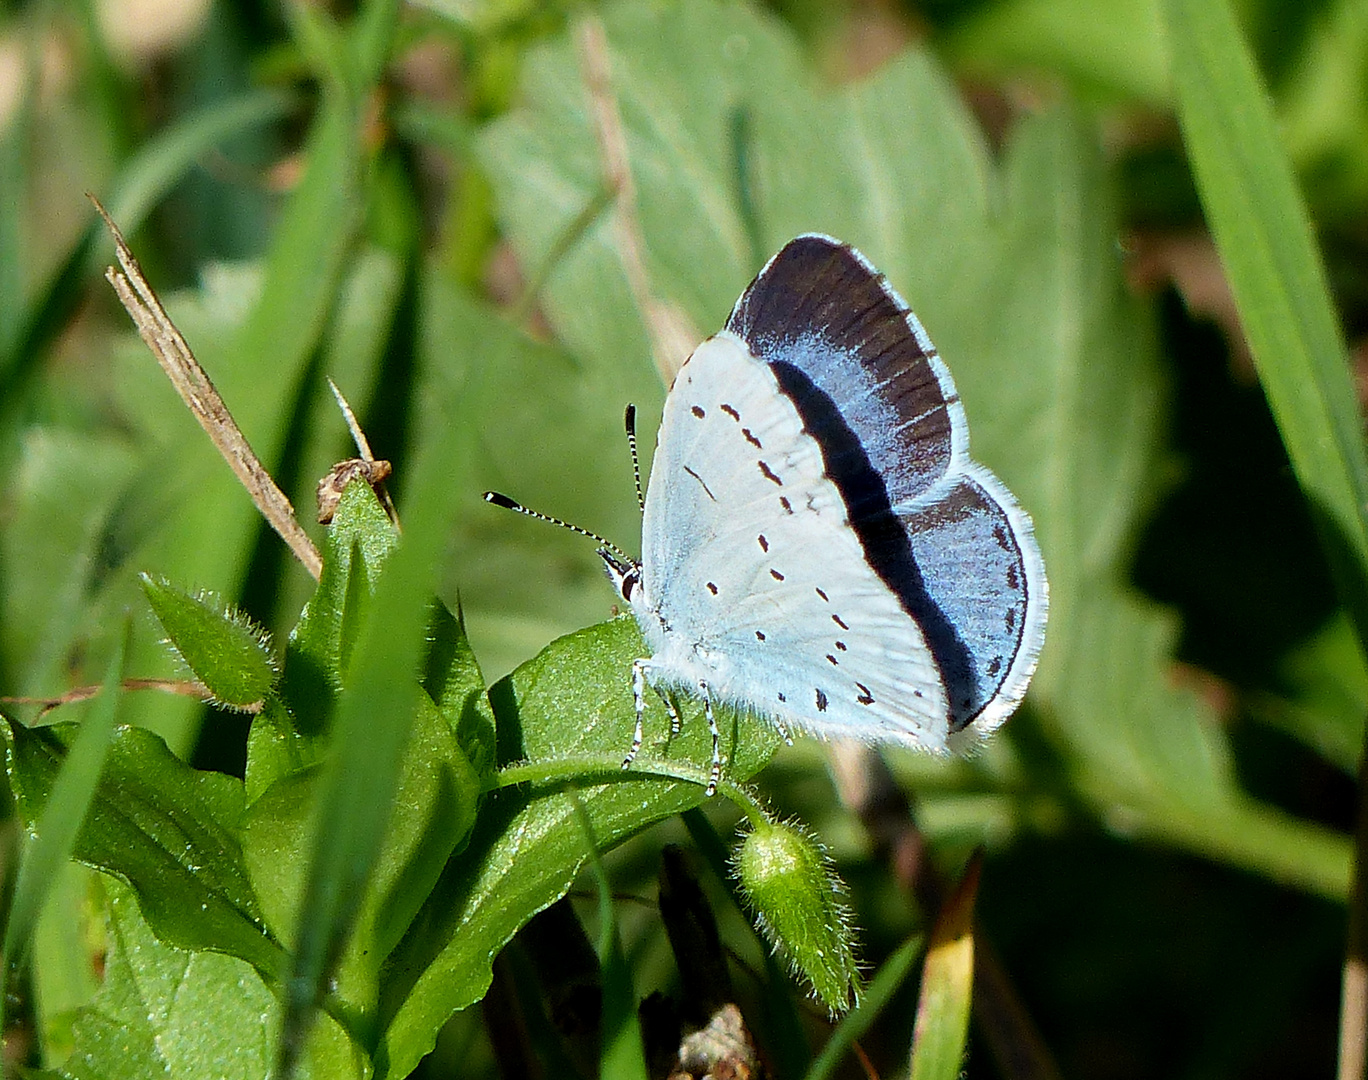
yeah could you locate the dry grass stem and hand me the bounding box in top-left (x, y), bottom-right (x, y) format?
top-left (0, 678), bottom-right (248, 719)
top-left (91, 195), bottom-right (323, 581)
top-left (576, 15), bottom-right (698, 382)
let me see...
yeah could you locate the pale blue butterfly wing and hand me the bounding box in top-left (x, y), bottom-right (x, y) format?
top-left (632, 234), bottom-right (1047, 755)
top-left (635, 333), bottom-right (952, 748)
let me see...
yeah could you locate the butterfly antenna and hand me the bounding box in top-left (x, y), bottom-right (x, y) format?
top-left (483, 491), bottom-right (633, 565)
top-left (624, 404), bottom-right (645, 513)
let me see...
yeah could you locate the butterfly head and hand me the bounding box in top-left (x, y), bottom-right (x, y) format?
top-left (599, 549), bottom-right (642, 605)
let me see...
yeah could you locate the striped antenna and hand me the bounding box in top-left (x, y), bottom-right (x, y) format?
top-left (624, 404), bottom-right (645, 513)
top-left (482, 491), bottom-right (633, 565)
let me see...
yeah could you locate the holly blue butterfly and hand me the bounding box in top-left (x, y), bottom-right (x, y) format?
top-left (490, 234), bottom-right (1047, 793)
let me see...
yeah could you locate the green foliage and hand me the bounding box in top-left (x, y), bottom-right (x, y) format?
top-left (141, 576), bottom-right (277, 709)
top-left (1, 0), bottom-right (1364, 1076)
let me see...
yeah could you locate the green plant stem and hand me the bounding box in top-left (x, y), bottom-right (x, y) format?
top-left (492, 754), bottom-right (769, 826)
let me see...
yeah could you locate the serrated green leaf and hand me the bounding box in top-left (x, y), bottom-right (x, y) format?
top-left (3, 721), bottom-right (282, 978)
top-left (375, 616), bottom-right (781, 1078)
top-left (141, 575), bottom-right (276, 708)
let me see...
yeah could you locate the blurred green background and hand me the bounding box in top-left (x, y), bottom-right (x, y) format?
top-left (2, 0), bottom-right (1367, 1075)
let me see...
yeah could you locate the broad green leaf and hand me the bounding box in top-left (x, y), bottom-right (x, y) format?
top-left (141, 576), bottom-right (277, 709)
top-left (53, 879), bottom-right (366, 1080)
top-left (1165, 0), bottom-right (1368, 655)
top-left (3, 627), bottom-right (127, 973)
top-left (3, 721), bottom-right (282, 978)
top-left (275, 361), bottom-right (468, 1076)
top-left (374, 616), bottom-right (781, 1078)
top-left (0, 429), bottom-right (138, 700)
top-left (241, 691), bottom-right (479, 1021)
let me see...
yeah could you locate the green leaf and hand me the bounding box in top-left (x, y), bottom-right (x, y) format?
top-left (1164, 0), bottom-right (1368, 654)
top-left (3, 624), bottom-right (127, 973)
top-left (54, 878), bottom-right (366, 1080)
top-left (375, 616), bottom-right (781, 1078)
top-left (423, 599), bottom-right (498, 781)
top-left (275, 359), bottom-right (469, 1075)
top-left (3, 721), bottom-right (282, 978)
top-left (141, 575), bottom-right (277, 709)
top-left (280, 479), bottom-right (399, 740)
top-left (241, 691), bottom-right (480, 1017)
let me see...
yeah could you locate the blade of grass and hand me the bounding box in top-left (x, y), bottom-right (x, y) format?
top-left (1163, 3), bottom-right (1368, 1075)
top-left (805, 935), bottom-right (923, 1080)
top-left (579, 801), bottom-right (647, 1080)
top-left (909, 853), bottom-right (981, 1080)
top-left (1164, 0), bottom-right (1368, 651)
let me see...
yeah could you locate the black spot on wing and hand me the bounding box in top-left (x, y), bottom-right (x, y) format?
top-left (768, 358), bottom-right (979, 729)
top-left (758, 534), bottom-right (769, 552)
top-left (832, 614), bottom-right (849, 630)
top-left (816, 688), bottom-right (828, 712)
top-left (721, 403), bottom-right (740, 420)
top-left (756, 630), bottom-right (766, 641)
top-left (758, 461), bottom-right (782, 485)
top-left (770, 568), bottom-right (785, 581)
top-left (742, 427), bottom-right (762, 448)
top-left (691, 404), bottom-right (705, 418)
top-left (706, 582), bottom-right (718, 595)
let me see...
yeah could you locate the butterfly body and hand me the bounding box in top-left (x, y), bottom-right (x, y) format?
top-left (607, 235), bottom-right (1047, 785)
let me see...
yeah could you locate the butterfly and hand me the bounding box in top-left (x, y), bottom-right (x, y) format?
top-left (490, 234), bottom-right (1047, 794)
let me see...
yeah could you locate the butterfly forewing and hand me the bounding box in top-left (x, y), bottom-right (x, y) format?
top-left (638, 333), bottom-right (953, 748)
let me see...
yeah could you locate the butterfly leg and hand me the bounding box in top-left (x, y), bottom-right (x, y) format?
top-left (624, 658), bottom-right (649, 771)
top-left (699, 681), bottom-right (720, 796)
top-left (657, 690), bottom-right (682, 738)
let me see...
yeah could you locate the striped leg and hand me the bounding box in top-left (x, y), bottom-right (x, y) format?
top-left (699, 682), bottom-right (720, 796)
top-left (624, 658), bottom-right (648, 771)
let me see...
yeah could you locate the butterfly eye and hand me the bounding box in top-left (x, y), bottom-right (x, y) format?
top-left (620, 567), bottom-right (641, 603)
